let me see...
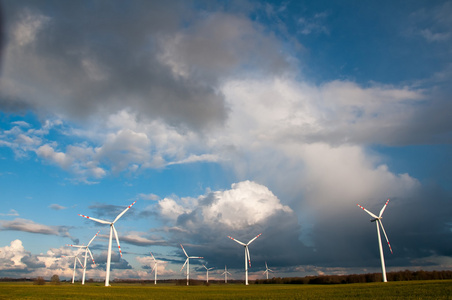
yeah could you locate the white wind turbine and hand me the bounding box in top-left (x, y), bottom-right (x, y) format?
top-left (67, 230), bottom-right (100, 285)
top-left (180, 244), bottom-right (203, 286)
top-left (357, 199), bottom-right (393, 282)
top-left (202, 264), bottom-right (214, 283)
top-left (222, 265), bottom-right (232, 283)
top-left (228, 233), bottom-right (262, 285)
top-left (79, 200), bottom-right (137, 286)
top-left (263, 261), bottom-right (273, 280)
top-left (62, 252), bottom-right (83, 284)
top-left (150, 252), bottom-right (158, 285)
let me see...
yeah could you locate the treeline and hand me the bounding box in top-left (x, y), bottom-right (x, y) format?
top-left (254, 270), bottom-right (452, 285)
top-left (2, 270), bottom-right (451, 285)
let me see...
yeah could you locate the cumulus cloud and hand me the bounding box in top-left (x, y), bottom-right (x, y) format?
top-left (0, 240), bottom-right (29, 270)
top-left (152, 181), bottom-right (307, 269)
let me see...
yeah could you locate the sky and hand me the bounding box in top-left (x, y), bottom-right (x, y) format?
top-left (0, 0), bottom-right (451, 282)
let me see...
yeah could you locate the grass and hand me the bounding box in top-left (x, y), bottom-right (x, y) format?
top-left (0, 280), bottom-right (451, 299)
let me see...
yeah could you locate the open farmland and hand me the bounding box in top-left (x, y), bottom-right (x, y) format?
top-left (0, 280), bottom-right (451, 299)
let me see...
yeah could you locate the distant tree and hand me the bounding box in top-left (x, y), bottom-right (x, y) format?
top-left (51, 274), bottom-right (60, 285)
top-left (33, 277), bottom-right (46, 285)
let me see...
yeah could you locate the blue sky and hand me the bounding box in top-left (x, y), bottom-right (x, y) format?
top-left (0, 0), bottom-right (451, 281)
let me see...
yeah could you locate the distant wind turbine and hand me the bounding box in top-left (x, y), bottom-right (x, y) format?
top-left (180, 244), bottom-right (203, 286)
top-left (228, 233), bottom-right (262, 285)
top-left (263, 261), bottom-right (273, 280)
top-left (62, 252), bottom-right (83, 284)
top-left (357, 199), bottom-right (393, 282)
top-left (79, 201), bottom-right (137, 286)
top-left (150, 252), bottom-right (158, 285)
top-left (222, 265), bottom-right (232, 283)
top-left (67, 230), bottom-right (100, 285)
top-left (202, 264), bottom-right (214, 283)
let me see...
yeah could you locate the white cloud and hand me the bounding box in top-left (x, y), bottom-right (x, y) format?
top-left (138, 193), bottom-right (160, 201)
top-left (0, 218), bottom-right (72, 238)
top-left (49, 204), bottom-right (67, 210)
top-left (36, 144), bottom-right (72, 169)
top-left (201, 181), bottom-right (292, 229)
top-left (0, 240), bottom-right (28, 270)
top-left (159, 198), bottom-right (192, 221)
top-left (12, 8), bottom-right (49, 47)
top-left (0, 209), bottom-right (19, 216)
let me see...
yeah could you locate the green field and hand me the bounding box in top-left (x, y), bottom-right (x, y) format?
top-left (0, 280), bottom-right (451, 299)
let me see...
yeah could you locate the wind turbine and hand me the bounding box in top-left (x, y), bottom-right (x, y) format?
top-left (357, 199), bottom-right (393, 282)
top-left (180, 244), bottom-right (203, 286)
top-left (202, 264), bottom-right (214, 283)
top-left (62, 252), bottom-right (83, 284)
top-left (222, 265), bottom-right (232, 283)
top-left (228, 233), bottom-right (262, 285)
top-left (67, 230), bottom-right (100, 285)
top-left (150, 252), bottom-right (158, 285)
top-left (79, 200), bottom-right (137, 286)
top-left (263, 261), bottom-right (273, 280)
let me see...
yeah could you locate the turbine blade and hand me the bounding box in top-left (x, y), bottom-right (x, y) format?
top-left (246, 246), bottom-right (251, 267)
top-left (113, 201), bottom-right (137, 223)
top-left (247, 233), bottom-right (262, 245)
top-left (180, 258), bottom-right (188, 272)
top-left (76, 257), bottom-right (84, 268)
top-left (112, 225), bottom-right (123, 257)
top-left (88, 248), bottom-right (96, 265)
top-left (379, 220), bottom-right (393, 254)
top-left (357, 204), bottom-right (378, 219)
top-left (265, 261), bottom-right (268, 269)
top-left (150, 252), bottom-right (156, 262)
top-left (189, 256), bottom-right (203, 259)
top-left (78, 214), bottom-right (111, 225)
top-left (203, 264), bottom-right (207, 270)
top-left (228, 236), bottom-right (246, 246)
top-left (180, 244), bottom-right (189, 257)
top-left (379, 199), bottom-right (390, 217)
top-left (87, 230), bottom-right (100, 246)
top-left (66, 244), bottom-right (84, 248)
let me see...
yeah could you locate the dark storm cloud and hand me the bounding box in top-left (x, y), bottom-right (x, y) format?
top-left (1, 0), bottom-right (288, 131)
top-left (305, 186), bottom-right (452, 271)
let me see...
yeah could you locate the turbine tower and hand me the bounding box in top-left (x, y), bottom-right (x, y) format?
top-left (222, 265), bottom-right (232, 283)
top-left (263, 261), bottom-right (273, 280)
top-left (202, 264), bottom-right (214, 283)
top-left (67, 230), bottom-right (100, 285)
top-left (150, 252), bottom-right (158, 285)
top-left (357, 199), bottom-right (393, 282)
top-left (62, 252), bottom-right (83, 284)
top-left (79, 200), bottom-right (137, 286)
top-left (228, 233), bottom-right (262, 285)
top-left (180, 244), bottom-right (203, 286)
